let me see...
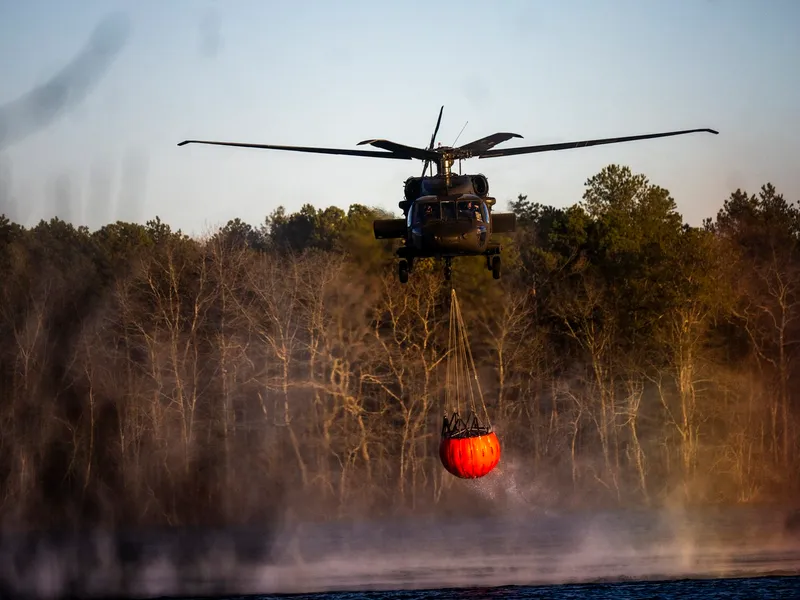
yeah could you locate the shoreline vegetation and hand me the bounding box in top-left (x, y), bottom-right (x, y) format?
top-left (1, 164), bottom-right (799, 530)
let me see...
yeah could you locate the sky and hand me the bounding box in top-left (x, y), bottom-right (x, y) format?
top-left (0, 0), bottom-right (798, 235)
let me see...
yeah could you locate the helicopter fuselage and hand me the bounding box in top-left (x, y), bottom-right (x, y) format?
top-left (372, 172), bottom-right (514, 282)
top-left (406, 194), bottom-right (490, 256)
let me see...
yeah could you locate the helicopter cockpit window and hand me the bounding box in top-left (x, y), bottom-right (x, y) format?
top-left (415, 201), bottom-right (484, 224)
top-left (457, 200), bottom-right (483, 222)
top-left (416, 202), bottom-right (440, 224)
top-left (440, 201), bottom-right (457, 221)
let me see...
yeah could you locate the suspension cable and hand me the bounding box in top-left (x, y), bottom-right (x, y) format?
top-left (443, 287), bottom-right (492, 432)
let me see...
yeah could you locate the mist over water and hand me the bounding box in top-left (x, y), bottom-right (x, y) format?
top-left (1, 459), bottom-right (798, 599)
top-left (249, 461), bottom-right (800, 597)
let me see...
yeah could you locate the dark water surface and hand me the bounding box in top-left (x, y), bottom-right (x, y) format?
top-left (1, 505), bottom-right (799, 598)
top-left (256, 576), bottom-right (800, 599)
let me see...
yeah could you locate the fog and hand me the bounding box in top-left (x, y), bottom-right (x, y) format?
top-left (1, 463), bottom-right (798, 599)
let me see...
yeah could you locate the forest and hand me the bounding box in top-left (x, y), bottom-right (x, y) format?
top-left (1, 163), bottom-right (799, 530)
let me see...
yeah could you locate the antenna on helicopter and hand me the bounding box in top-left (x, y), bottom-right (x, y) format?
top-left (452, 121), bottom-right (469, 147)
top-left (453, 121), bottom-right (468, 175)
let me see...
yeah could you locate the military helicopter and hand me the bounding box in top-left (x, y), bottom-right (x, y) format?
top-left (178, 106), bottom-right (718, 283)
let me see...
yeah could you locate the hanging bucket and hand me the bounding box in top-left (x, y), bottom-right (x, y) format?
top-left (439, 412), bottom-right (501, 479)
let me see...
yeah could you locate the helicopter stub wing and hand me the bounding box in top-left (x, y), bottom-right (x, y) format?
top-left (177, 139), bottom-right (412, 159)
top-left (358, 139), bottom-right (440, 161)
top-left (456, 132), bottom-right (523, 156)
top-left (476, 128), bottom-right (719, 158)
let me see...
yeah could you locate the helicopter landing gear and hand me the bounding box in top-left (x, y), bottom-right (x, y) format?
top-left (444, 257), bottom-right (453, 281)
top-left (489, 255), bottom-right (501, 279)
top-left (398, 259), bottom-right (409, 284)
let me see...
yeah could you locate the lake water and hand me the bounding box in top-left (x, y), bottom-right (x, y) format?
top-left (256, 576), bottom-right (800, 599)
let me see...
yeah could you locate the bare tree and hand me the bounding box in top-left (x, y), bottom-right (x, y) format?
top-left (551, 270), bottom-right (619, 498)
top-left (734, 250), bottom-right (800, 467)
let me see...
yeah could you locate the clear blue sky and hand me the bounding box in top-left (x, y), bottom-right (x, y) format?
top-left (1, 0), bottom-right (798, 234)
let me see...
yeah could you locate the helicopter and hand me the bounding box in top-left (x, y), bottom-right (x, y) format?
top-left (177, 106), bottom-right (718, 283)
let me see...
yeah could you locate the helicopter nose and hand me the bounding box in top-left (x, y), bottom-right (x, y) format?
top-left (434, 233), bottom-right (463, 244)
top-left (423, 221), bottom-right (475, 250)
top-left (431, 231), bottom-right (479, 251)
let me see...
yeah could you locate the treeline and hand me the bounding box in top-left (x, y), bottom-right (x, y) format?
top-left (0, 164), bottom-right (798, 530)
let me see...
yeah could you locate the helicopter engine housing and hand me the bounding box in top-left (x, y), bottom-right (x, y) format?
top-left (404, 177), bottom-right (421, 202)
top-left (471, 174), bottom-right (489, 197)
top-left (373, 218), bottom-right (407, 240)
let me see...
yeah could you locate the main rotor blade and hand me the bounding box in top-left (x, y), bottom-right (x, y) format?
top-left (422, 105), bottom-right (445, 177)
top-left (457, 132), bottom-right (523, 155)
top-left (358, 139), bottom-right (439, 161)
top-left (476, 128), bottom-right (719, 159)
top-left (429, 106), bottom-right (444, 150)
top-left (177, 139), bottom-right (412, 159)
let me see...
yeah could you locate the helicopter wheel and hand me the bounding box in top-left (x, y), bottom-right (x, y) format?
top-left (398, 260), bottom-right (409, 284)
top-left (491, 255), bottom-right (501, 280)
